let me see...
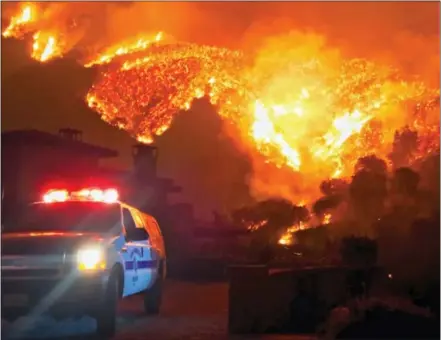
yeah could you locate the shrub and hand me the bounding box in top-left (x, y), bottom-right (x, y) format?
top-left (340, 236), bottom-right (378, 267)
top-left (335, 298), bottom-right (438, 339)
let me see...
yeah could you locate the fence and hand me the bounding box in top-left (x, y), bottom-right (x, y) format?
top-left (228, 264), bottom-right (386, 334)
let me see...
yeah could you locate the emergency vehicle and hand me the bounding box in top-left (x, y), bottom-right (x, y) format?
top-left (1, 187), bottom-right (166, 337)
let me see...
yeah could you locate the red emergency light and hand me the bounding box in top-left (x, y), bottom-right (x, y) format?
top-left (43, 188), bottom-right (119, 204)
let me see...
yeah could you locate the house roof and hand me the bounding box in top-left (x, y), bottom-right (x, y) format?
top-left (2, 129), bottom-right (118, 158)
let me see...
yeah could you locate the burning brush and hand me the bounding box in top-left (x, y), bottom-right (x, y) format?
top-left (3, 2), bottom-right (440, 220)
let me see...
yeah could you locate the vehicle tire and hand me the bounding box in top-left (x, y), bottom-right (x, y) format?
top-left (96, 273), bottom-right (119, 338)
top-left (143, 262), bottom-right (163, 315)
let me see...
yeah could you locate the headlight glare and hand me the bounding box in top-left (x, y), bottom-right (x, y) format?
top-left (77, 247), bottom-right (106, 270)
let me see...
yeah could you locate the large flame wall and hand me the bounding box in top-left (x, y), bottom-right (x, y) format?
top-left (2, 2), bottom-right (439, 204)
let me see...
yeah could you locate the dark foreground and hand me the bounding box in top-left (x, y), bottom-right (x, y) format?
top-left (2, 280), bottom-right (316, 340)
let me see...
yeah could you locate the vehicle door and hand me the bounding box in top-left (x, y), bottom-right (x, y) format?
top-left (130, 210), bottom-right (157, 291)
top-left (145, 216), bottom-right (164, 279)
top-left (121, 207), bottom-right (153, 294)
top-left (119, 207), bottom-right (134, 297)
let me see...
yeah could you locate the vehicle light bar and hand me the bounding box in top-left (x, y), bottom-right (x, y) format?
top-left (43, 189), bottom-right (69, 203)
top-left (42, 188), bottom-right (119, 203)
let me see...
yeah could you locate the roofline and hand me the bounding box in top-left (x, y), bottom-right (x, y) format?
top-left (2, 129), bottom-right (118, 158)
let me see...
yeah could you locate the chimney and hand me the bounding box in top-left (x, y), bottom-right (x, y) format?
top-left (132, 144), bottom-right (158, 183)
top-left (59, 128), bottom-right (83, 141)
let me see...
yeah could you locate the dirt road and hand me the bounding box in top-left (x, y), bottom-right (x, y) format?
top-left (2, 280), bottom-right (315, 340)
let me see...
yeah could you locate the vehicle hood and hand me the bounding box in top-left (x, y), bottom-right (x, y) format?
top-left (1, 231), bottom-right (105, 255)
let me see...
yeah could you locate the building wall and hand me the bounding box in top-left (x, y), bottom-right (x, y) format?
top-left (1, 144), bottom-right (22, 207)
top-left (4, 143), bottom-right (101, 204)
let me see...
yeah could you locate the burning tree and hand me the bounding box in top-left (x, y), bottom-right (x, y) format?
top-left (312, 178), bottom-right (348, 220)
top-left (389, 127), bottom-right (419, 169)
top-left (2, 2), bottom-right (439, 243)
top-left (231, 198), bottom-right (309, 262)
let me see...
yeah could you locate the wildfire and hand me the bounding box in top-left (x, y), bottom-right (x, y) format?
top-left (31, 31), bottom-right (62, 62)
top-left (247, 219), bottom-right (268, 232)
top-left (277, 212), bottom-right (332, 246)
top-left (3, 2), bottom-right (440, 210)
top-left (2, 3), bottom-right (64, 63)
top-left (84, 32), bottom-right (164, 68)
top-left (278, 233), bottom-right (293, 246)
top-left (86, 42), bottom-right (245, 142)
top-left (2, 3), bottom-right (37, 38)
top-left (278, 222), bottom-right (307, 246)
top-left (322, 213), bottom-right (332, 225)
top-left (88, 40), bottom-right (438, 188)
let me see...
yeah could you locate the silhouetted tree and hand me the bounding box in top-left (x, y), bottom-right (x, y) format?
top-left (319, 179), bottom-right (348, 197)
top-left (231, 198), bottom-right (310, 262)
top-left (416, 153), bottom-right (440, 215)
top-left (354, 155), bottom-right (388, 176)
top-left (418, 153), bottom-right (440, 190)
top-left (257, 198), bottom-right (308, 227)
top-left (389, 127), bottom-right (418, 169)
top-left (311, 179), bottom-right (348, 220)
top-left (391, 167), bottom-right (420, 197)
top-left (349, 156), bottom-right (388, 234)
top-left (231, 204), bottom-right (265, 229)
top-left (312, 195), bottom-right (342, 217)
top-left (232, 198), bottom-right (309, 230)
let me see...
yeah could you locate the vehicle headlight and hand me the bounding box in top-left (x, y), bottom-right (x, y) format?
top-left (77, 247), bottom-right (106, 271)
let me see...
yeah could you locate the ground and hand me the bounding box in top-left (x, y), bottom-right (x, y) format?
top-left (2, 280), bottom-right (316, 340)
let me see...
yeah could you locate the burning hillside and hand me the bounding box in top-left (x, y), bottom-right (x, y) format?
top-left (2, 2), bottom-right (440, 208)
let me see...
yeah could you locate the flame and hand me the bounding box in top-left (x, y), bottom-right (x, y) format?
top-left (278, 233), bottom-right (293, 246)
top-left (84, 32), bottom-right (164, 68)
top-left (247, 219), bottom-right (268, 231)
top-left (2, 3), bottom-right (37, 38)
top-left (3, 3), bottom-right (439, 209)
top-left (252, 100), bottom-right (302, 170)
top-left (86, 40), bottom-right (439, 193)
top-left (278, 222), bottom-right (307, 246)
top-left (31, 31), bottom-right (62, 62)
top-left (86, 42), bottom-right (244, 141)
top-left (2, 3), bottom-right (64, 62)
top-left (322, 213), bottom-right (332, 225)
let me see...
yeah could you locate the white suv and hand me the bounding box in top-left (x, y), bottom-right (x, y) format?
top-left (1, 188), bottom-right (167, 337)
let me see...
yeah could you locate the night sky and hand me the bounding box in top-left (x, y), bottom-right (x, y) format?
top-left (1, 2), bottom-right (439, 219)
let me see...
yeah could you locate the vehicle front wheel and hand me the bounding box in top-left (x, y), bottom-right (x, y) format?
top-left (96, 274), bottom-right (119, 338)
top-left (144, 267), bottom-right (163, 315)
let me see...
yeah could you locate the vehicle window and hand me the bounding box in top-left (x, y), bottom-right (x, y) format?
top-left (133, 211), bottom-right (153, 241)
top-left (123, 208), bottom-right (148, 241)
top-left (4, 202), bottom-right (122, 235)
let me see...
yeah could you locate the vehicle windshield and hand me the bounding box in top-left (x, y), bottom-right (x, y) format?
top-left (3, 202), bottom-right (122, 234)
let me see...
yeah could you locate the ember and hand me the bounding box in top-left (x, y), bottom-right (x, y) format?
top-left (3, 2), bottom-right (439, 213)
top-left (85, 39), bottom-right (439, 194)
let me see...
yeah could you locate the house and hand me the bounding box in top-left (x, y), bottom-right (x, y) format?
top-left (2, 128), bottom-right (118, 208)
top-left (1, 128), bottom-right (213, 264)
top-left (1, 128), bottom-right (184, 232)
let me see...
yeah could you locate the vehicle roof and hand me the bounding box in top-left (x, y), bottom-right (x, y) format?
top-left (30, 200), bottom-right (146, 214)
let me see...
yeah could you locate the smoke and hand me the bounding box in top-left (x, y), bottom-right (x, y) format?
top-left (2, 2), bottom-right (439, 218)
top-left (3, 2), bottom-right (437, 74)
top-left (102, 2), bottom-right (440, 81)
